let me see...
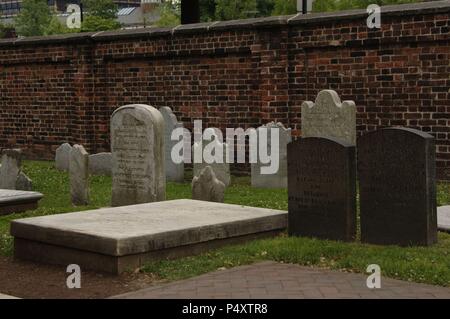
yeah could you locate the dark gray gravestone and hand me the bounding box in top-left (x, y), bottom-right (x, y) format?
top-left (287, 137), bottom-right (356, 241)
top-left (358, 128), bottom-right (437, 246)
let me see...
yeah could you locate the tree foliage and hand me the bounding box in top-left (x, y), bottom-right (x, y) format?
top-left (156, 0), bottom-right (181, 27)
top-left (14, 0), bottom-right (53, 37)
top-left (215, 0), bottom-right (258, 20)
top-left (81, 0), bottom-right (121, 32)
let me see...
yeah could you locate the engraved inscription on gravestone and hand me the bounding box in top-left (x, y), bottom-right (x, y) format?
top-left (358, 128), bottom-right (437, 246)
top-left (288, 137), bottom-right (356, 241)
top-left (111, 104), bottom-right (165, 207)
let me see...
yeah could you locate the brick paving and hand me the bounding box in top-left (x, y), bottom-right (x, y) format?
top-left (113, 261), bottom-right (450, 299)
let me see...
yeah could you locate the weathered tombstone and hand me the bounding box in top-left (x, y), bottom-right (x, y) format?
top-left (358, 128), bottom-right (437, 246)
top-left (160, 107), bottom-right (184, 183)
top-left (0, 149), bottom-right (22, 189)
top-left (16, 172), bottom-right (33, 191)
top-left (288, 137), bottom-right (356, 241)
top-left (55, 143), bottom-right (72, 171)
top-left (302, 90), bottom-right (356, 145)
top-left (89, 152), bottom-right (112, 176)
top-left (192, 166), bottom-right (226, 203)
top-left (193, 129), bottom-right (231, 187)
top-left (251, 122), bottom-right (292, 189)
top-left (70, 144), bottom-right (90, 206)
top-left (111, 104), bottom-right (165, 207)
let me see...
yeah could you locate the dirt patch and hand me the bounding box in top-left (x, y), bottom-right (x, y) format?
top-left (0, 256), bottom-right (162, 299)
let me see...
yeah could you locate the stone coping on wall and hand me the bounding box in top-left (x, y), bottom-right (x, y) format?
top-left (0, 0), bottom-right (449, 47)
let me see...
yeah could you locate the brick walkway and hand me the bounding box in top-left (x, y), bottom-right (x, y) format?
top-left (113, 261), bottom-right (450, 299)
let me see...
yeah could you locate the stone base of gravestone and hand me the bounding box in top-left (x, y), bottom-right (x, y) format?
top-left (288, 137), bottom-right (356, 242)
top-left (358, 128), bottom-right (437, 246)
top-left (70, 145), bottom-right (90, 206)
top-left (111, 104), bottom-right (166, 207)
top-left (0, 189), bottom-right (43, 216)
top-left (55, 143), bottom-right (72, 171)
top-left (192, 166), bottom-right (225, 203)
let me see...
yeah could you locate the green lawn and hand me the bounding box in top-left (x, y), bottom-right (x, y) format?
top-left (1, 161), bottom-right (449, 287)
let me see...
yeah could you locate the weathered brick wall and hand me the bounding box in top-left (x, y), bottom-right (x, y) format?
top-left (0, 1), bottom-right (449, 179)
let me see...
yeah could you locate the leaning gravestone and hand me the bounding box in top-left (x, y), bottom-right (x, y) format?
top-left (0, 149), bottom-right (22, 189)
top-left (302, 90), bottom-right (356, 145)
top-left (111, 104), bottom-right (165, 207)
top-left (160, 107), bottom-right (184, 183)
top-left (192, 166), bottom-right (226, 203)
top-left (288, 137), bottom-right (356, 241)
top-left (16, 172), bottom-right (33, 191)
top-left (358, 128), bottom-right (437, 246)
top-left (251, 122), bottom-right (292, 189)
top-left (55, 143), bottom-right (72, 171)
top-left (70, 144), bottom-right (90, 206)
top-left (89, 152), bottom-right (112, 176)
top-left (193, 129), bottom-right (231, 187)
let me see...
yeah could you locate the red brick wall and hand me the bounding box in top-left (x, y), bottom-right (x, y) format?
top-left (0, 1), bottom-right (449, 179)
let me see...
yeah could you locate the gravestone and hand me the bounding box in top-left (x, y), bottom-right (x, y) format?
top-left (287, 137), bottom-right (356, 241)
top-left (0, 189), bottom-right (43, 216)
top-left (193, 129), bottom-right (231, 187)
top-left (70, 144), bottom-right (90, 206)
top-left (89, 152), bottom-right (112, 176)
top-left (160, 107), bottom-right (184, 183)
top-left (437, 206), bottom-right (450, 233)
top-left (192, 166), bottom-right (226, 203)
top-left (16, 172), bottom-right (33, 191)
top-left (0, 149), bottom-right (22, 189)
top-left (358, 128), bottom-right (437, 246)
top-left (55, 143), bottom-right (72, 171)
top-left (111, 104), bottom-right (165, 207)
top-left (302, 90), bottom-right (356, 145)
top-left (251, 122), bottom-right (292, 189)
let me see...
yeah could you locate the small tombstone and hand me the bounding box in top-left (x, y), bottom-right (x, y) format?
top-left (111, 104), bottom-right (165, 207)
top-left (69, 144), bottom-right (90, 206)
top-left (358, 128), bottom-right (437, 246)
top-left (193, 128), bottom-right (231, 187)
top-left (251, 122), bottom-right (292, 189)
top-left (55, 143), bottom-right (72, 171)
top-left (302, 90), bottom-right (356, 145)
top-left (16, 172), bottom-right (33, 191)
top-left (89, 152), bottom-right (112, 176)
top-left (0, 149), bottom-right (22, 189)
top-left (160, 107), bottom-right (185, 183)
top-left (288, 137), bottom-right (356, 241)
top-left (192, 166), bottom-right (225, 203)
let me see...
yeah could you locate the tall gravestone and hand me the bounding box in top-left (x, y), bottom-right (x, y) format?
top-left (193, 129), bottom-right (231, 187)
top-left (111, 104), bottom-right (165, 207)
top-left (0, 149), bottom-right (22, 189)
top-left (160, 107), bottom-right (184, 183)
top-left (288, 137), bottom-right (356, 241)
top-left (55, 143), bottom-right (72, 171)
top-left (70, 144), bottom-right (90, 206)
top-left (302, 90), bottom-right (356, 145)
top-left (358, 128), bottom-right (437, 246)
top-left (251, 122), bottom-right (292, 189)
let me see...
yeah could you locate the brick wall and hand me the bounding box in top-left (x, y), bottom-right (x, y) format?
top-left (0, 1), bottom-right (449, 179)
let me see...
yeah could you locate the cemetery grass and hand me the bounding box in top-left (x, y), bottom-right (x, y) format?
top-left (0, 161), bottom-right (449, 288)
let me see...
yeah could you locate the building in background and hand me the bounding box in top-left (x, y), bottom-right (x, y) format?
top-left (0, 0), bottom-right (143, 19)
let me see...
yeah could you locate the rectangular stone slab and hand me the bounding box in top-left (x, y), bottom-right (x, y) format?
top-left (11, 200), bottom-right (287, 273)
top-left (0, 189), bottom-right (43, 215)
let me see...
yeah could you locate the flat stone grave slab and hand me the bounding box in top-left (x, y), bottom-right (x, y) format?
top-left (0, 189), bottom-right (43, 216)
top-left (11, 199), bottom-right (287, 274)
top-left (438, 206), bottom-right (450, 232)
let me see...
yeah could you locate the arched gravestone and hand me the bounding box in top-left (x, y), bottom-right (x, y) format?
top-left (302, 90), bottom-right (356, 145)
top-left (358, 128), bottom-right (437, 246)
top-left (251, 122), bottom-right (292, 189)
top-left (287, 137), bottom-right (356, 241)
top-left (159, 107), bottom-right (185, 183)
top-left (111, 104), bottom-right (165, 207)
